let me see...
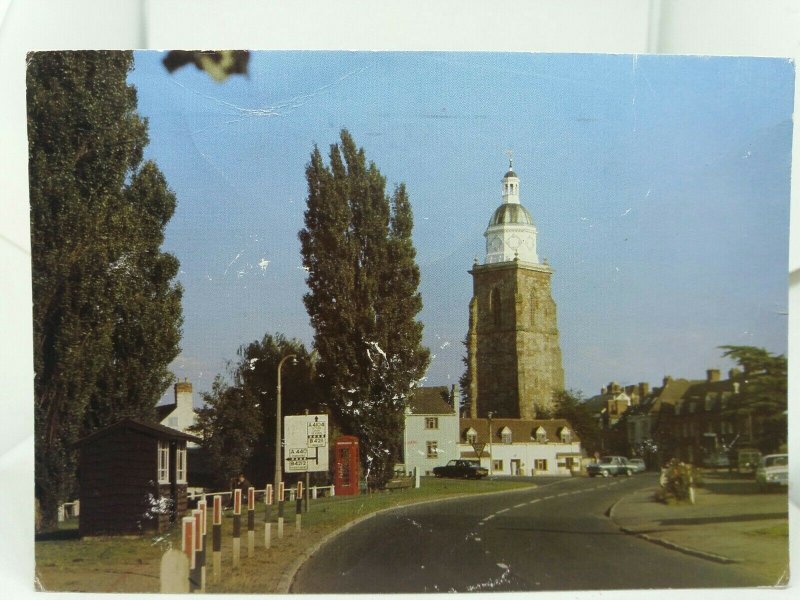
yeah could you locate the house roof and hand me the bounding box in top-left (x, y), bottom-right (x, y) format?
top-left (407, 386), bottom-right (452, 415)
top-left (459, 418), bottom-right (579, 444)
top-left (74, 417), bottom-right (201, 447)
top-left (156, 402), bottom-right (177, 421)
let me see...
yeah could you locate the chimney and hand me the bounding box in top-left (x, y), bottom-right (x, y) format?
top-left (451, 384), bottom-right (461, 417)
top-left (728, 368), bottom-right (741, 380)
top-left (174, 379), bottom-right (193, 408)
top-left (611, 381), bottom-right (621, 394)
top-left (706, 369), bottom-right (721, 382)
top-left (600, 386), bottom-right (607, 395)
top-left (639, 382), bottom-right (650, 397)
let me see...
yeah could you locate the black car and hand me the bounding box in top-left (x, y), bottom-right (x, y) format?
top-left (433, 459), bottom-right (489, 479)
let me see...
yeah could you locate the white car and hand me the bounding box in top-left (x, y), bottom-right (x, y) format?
top-left (628, 458), bottom-right (646, 473)
top-left (755, 454), bottom-right (788, 492)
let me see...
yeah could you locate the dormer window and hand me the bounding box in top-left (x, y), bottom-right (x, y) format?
top-left (500, 426), bottom-right (512, 444)
top-left (465, 428), bottom-right (478, 445)
top-left (535, 426), bottom-right (547, 443)
top-left (560, 428), bottom-right (571, 443)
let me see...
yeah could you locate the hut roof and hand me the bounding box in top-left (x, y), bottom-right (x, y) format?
top-left (74, 417), bottom-right (201, 447)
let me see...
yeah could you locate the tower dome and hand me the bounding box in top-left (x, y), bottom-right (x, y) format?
top-left (484, 161), bottom-right (539, 264)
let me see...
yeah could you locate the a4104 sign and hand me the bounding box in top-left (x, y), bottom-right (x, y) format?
top-left (284, 414), bottom-right (329, 473)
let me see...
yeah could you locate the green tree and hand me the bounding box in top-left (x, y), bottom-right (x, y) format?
top-left (28, 51), bottom-right (182, 527)
top-left (299, 130), bottom-right (429, 487)
top-left (720, 345), bottom-right (787, 452)
top-left (191, 376), bottom-right (262, 489)
top-left (552, 389), bottom-right (603, 455)
top-left (234, 334), bottom-right (323, 485)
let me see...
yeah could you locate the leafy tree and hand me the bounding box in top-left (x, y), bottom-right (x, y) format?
top-left (28, 51), bottom-right (182, 528)
top-left (191, 376), bottom-right (262, 489)
top-left (720, 345), bottom-right (787, 452)
top-left (234, 334), bottom-right (324, 485)
top-left (552, 389), bottom-right (603, 455)
top-left (299, 130), bottom-right (429, 487)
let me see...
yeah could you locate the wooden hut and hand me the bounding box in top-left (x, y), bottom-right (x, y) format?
top-left (74, 418), bottom-right (200, 536)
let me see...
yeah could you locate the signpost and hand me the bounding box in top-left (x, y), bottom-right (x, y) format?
top-left (285, 414), bottom-right (330, 513)
top-left (284, 414), bottom-right (329, 474)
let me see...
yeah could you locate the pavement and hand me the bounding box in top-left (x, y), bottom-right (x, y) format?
top-left (609, 471), bottom-right (789, 584)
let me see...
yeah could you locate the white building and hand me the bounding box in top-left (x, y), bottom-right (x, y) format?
top-left (458, 417), bottom-right (582, 476)
top-left (402, 386), bottom-right (460, 475)
top-left (157, 379), bottom-right (198, 448)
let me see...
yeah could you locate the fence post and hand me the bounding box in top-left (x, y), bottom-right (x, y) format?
top-left (277, 482), bottom-right (285, 539)
top-left (181, 516), bottom-right (196, 591)
top-left (264, 484), bottom-right (273, 549)
top-left (197, 501), bottom-right (208, 591)
top-left (295, 481), bottom-right (303, 532)
top-left (192, 509), bottom-right (204, 592)
top-left (247, 486), bottom-right (255, 558)
top-left (212, 495), bottom-right (222, 583)
top-left (232, 488), bottom-right (242, 569)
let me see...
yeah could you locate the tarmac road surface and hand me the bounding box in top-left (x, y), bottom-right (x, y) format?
top-left (291, 474), bottom-right (762, 593)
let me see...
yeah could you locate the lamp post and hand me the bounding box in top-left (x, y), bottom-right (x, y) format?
top-left (274, 354), bottom-right (297, 496)
top-left (487, 411), bottom-right (494, 476)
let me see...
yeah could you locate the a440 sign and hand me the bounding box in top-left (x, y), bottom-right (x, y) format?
top-left (284, 414), bottom-right (329, 473)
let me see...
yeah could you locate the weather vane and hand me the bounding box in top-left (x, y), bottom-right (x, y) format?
top-left (504, 149), bottom-right (514, 169)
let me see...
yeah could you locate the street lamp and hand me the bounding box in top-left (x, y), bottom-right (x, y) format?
top-left (487, 411), bottom-right (494, 476)
top-left (274, 354), bottom-right (297, 496)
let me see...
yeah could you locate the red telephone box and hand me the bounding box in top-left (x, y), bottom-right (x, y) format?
top-left (333, 435), bottom-right (360, 496)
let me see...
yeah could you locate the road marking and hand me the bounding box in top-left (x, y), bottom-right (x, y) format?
top-left (557, 492), bottom-right (568, 496)
top-left (478, 522), bottom-right (484, 526)
top-left (481, 514), bottom-right (495, 522)
top-left (529, 499), bottom-right (541, 504)
top-left (474, 537), bottom-right (481, 542)
top-left (514, 503), bottom-right (526, 509)
top-left (542, 495), bottom-right (553, 500)
top-left (496, 508), bottom-right (509, 514)
top-left (497, 562), bottom-right (509, 570)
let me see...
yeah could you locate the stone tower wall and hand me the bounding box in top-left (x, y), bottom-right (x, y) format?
top-left (468, 260), bottom-right (564, 419)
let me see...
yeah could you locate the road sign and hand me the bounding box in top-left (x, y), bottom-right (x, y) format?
top-left (284, 414), bottom-right (329, 473)
top-left (472, 442), bottom-right (486, 456)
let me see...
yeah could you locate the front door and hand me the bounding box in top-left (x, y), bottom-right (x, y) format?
top-left (510, 459), bottom-right (521, 475)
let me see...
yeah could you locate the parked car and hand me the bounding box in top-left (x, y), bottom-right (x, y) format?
top-left (628, 458), bottom-right (646, 473)
top-left (433, 459), bottom-right (489, 479)
top-left (737, 448), bottom-right (762, 473)
top-left (702, 453), bottom-right (730, 469)
top-left (586, 456), bottom-right (634, 477)
top-left (755, 454), bottom-right (788, 492)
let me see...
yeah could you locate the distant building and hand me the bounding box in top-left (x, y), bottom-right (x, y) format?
top-left (403, 386), bottom-right (460, 475)
top-left (458, 417), bottom-right (581, 476)
top-left (158, 379), bottom-right (198, 447)
top-left (75, 418), bottom-right (199, 536)
top-left (466, 162), bottom-right (564, 419)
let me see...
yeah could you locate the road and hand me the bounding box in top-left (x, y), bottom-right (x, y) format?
top-left (291, 474), bottom-right (762, 593)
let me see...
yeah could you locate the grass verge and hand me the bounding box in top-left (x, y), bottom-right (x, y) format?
top-left (35, 477), bottom-right (532, 593)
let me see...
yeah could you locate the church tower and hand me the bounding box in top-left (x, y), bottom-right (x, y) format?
top-left (467, 160), bottom-right (564, 419)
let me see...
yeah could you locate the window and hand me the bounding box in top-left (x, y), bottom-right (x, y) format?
top-left (168, 416), bottom-right (179, 427)
top-left (176, 446), bottom-right (187, 483)
top-left (426, 441), bottom-right (438, 458)
top-left (704, 395), bottom-right (713, 411)
top-left (492, 459), bottom-right (504, 472)
top-left (157, 441), bottom-right (170, 483)
top-left (500, 426), bottom-right (512, 444)
top-left (425, 417), bottom-right (439, 430)
top-left (535, 426), bottom-right (547, 443)
top-left (491, 288), bottom-right (502, 327)
top-left (534, 459), bottom-right (548, 471)
top-left (560, 428), bottom-right (572, 443)
top-left (465, 428), bottom-right (477, 444)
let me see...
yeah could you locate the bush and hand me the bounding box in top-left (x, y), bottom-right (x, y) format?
top-left (655, 459), bottom-right (700, 503)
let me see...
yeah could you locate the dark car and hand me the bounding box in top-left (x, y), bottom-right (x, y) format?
top-left (586, 456), bottom-right (634, 477)
top-left (433, 459), bottom-right (489, 479)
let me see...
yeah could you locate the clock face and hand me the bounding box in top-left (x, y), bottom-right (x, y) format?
top-left (507, 234), bottom-right (522, 250)
top-left (490, 236), bottom-right (502, 251)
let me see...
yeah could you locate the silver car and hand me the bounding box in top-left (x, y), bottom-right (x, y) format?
top-left (755, 454), bottom-right (788, 492)
top-left (628, 458), bottom-right (646, 473)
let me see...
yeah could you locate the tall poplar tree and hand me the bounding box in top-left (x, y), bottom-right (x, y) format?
top-left (299, 130), bottom-right (429, 487)
top-left (28, 51), bottom-right (182, 527)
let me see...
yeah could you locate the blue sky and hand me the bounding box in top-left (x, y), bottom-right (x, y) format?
top-left (128, 52), bottom-right (793, 405)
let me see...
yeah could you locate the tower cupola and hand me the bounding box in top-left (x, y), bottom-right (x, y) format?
top-left (484, 160), bottom-right (539, 264)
